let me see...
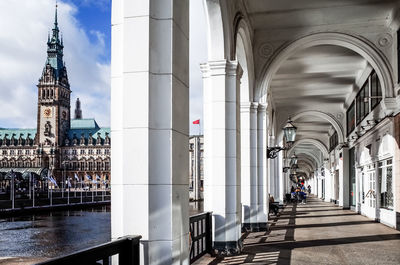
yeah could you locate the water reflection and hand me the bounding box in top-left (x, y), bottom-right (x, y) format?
top-left (1, 203), bottom-right (204, 260)
top-left (0, 206), bottom-right (110, 258)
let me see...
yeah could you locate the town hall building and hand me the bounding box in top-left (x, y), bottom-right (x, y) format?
top-left (0, 7), bottom-right (110, 184)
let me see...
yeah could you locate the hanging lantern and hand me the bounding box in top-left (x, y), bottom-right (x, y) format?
top-left (283, 118), bottom-right (297, 144)
top-left (290, 153), bottom-right (298, 165)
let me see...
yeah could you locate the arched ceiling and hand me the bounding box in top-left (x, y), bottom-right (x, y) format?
top-left (271, 45), bottom-right (366, 116)
top-left (271, 45), bottom-right (366, 168)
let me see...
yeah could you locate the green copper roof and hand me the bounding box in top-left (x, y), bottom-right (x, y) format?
top-left (0, 128), bottom-right (36, 140)
top-left (68, 119), bottom-right (110, 140)
top-left (70, 119), bottom-right (99, 129)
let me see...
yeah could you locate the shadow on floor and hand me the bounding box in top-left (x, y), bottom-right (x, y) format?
top-left (195, 198), bottom-right (400, 265)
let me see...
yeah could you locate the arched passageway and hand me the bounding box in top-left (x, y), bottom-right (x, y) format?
top-left (112, 0), bottom-right (400, 263)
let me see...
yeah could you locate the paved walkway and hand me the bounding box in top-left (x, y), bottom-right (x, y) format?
top-left (195, 197), bottom-right (400, 265)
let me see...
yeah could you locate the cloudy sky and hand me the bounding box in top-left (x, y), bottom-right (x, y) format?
top-left (0, 0), bottom-right (207, 135)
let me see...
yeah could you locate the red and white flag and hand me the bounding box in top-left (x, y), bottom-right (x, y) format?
top-left (193, 119), bottom-right (200, 124)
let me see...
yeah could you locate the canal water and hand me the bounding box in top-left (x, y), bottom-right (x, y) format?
top-left (0, 206), bottom-right (110, 261)
top-left (0, 202), bottom-right (203, 263)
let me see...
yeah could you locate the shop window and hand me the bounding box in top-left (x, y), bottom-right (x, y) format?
top-left (346, 101), bottom-right (355, 135)
top-left (356, 80), bottom-right (369, 125)
top-left (329, 131), bottom-right (338, 152)
top-left (347, 71), bottom-right (382, 134)
top-left (379, 159), bottom-right (393, 210)
top-left (370, 71), bottom-right (382, 109)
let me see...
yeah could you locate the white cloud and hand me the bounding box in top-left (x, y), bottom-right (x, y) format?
top-left (0, 0), bottom-right (110, 128)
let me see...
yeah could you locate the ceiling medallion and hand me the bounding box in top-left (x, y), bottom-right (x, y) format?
top-left (377, 33), bottom-right (392, 48)
top-left (259, 43), bottom-right (274, 59)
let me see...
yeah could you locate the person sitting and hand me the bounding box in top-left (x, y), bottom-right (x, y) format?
top-left (269, 195), bottom-right (279, 215)
top-left (299, 191), bottom-right (307, 204)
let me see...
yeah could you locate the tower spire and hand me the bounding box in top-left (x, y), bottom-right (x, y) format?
top-left (75, 98), bottom-right (83, 119)
top-left (44, 1), bottom-right (65, 80)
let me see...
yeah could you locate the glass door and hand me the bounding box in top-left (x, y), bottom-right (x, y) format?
top-left (362, 164), bottom-right (376, 219)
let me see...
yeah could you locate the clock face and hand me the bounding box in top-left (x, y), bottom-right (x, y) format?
top-left (43, 108), bottom-right (52, 118)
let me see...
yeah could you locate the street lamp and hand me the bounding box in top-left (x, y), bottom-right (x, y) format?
top-left (267, 118), bottom-right (297, 159)
top-left (290, 153), bottom-right (298, 165)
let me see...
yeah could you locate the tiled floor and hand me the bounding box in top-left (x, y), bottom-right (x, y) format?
top-left (194, 197), bottom-right (400, 265)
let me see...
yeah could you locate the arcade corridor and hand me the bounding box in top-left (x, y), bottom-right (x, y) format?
top-left (195, 197), bottom-right (400, 265)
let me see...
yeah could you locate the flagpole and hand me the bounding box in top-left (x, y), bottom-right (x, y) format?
top-left (102, 182), bottom-right (105, 201)
top-left (67, 178), bottom-right (70, 205)
top-left (80, 177), bottom-right (83, 203)
top-left (50, 183), bottom-right (53, 206)
top-left (11, 171), bottom-right (15, 209)
top-left (29, 173), bottom-right (32, 199)
top-left (32, 174), bottom-right (35, 207)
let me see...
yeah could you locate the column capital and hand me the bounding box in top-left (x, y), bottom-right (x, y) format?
top-left (258, 103), bottom-right (267, 112)
top-left (200, 60), bottom-right (243, 78)
top-left (250, 102), bottom-right (258, 113)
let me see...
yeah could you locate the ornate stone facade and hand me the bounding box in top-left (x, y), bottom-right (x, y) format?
top-left (0, 7), bottom-right (110, 184)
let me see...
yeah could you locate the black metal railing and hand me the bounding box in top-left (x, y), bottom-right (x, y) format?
top-left (36, 235), bottom-right (141, 265)
top-left (189, 211), bottom-right (212, 263)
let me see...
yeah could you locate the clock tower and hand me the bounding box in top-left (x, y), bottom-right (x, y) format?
top-left (37, 5), bottom-right (71, 149)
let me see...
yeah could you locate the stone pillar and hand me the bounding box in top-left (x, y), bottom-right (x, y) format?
top-left (202, 60), bottom-right (242, 253)
top-left (111, 1), bottom-right (189, 264)
top-left (240, 102), bottom-right (251, 229)
top-left (241, 102), bottom-right (258, 231)
top-left (278, 152), bottom-right (284, 203)
top-left (257, 104), bottom-right (268, 230)
top-left (324, 162), bottom-right (331, 202)
top-left (268, 136), bottom-right (277, 199)
top-left (339, 147), bottom-right (350, 208)
top-left (249, 103), bottom-right (258, 230)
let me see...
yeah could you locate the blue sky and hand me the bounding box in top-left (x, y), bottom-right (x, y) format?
top-left (64, 0), bottom-right (111, 64)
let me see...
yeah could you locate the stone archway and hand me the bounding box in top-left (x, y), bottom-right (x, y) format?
top-left (288, 138), bottom-right (329, 159)
top-left (257, 32), bottom-right (395, 101)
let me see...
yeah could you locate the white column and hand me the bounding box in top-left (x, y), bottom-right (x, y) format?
top-left (111, 1), bottom-right (189, 264)
top-left (268, 136), bottom-right (275, 198)
top-left (339, 147), bottom-right (350, 208)
top-left (249, 102), bottom-right (258, 230)
top-left (257, 104), bottom-right (268, 230)
top-left (240, 102), bottom-right (251, 228)
top-left (202, 60), bottom-right (242, 253)
top-left (324, 162), bottom-right (332, 202)
top-left (240, 102), bottom-right (259, 231)
top-left (278, 152), bottom-right (284, 203)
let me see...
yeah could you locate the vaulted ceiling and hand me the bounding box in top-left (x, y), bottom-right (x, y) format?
top-left (240, 0), bottom-right (399, 174)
